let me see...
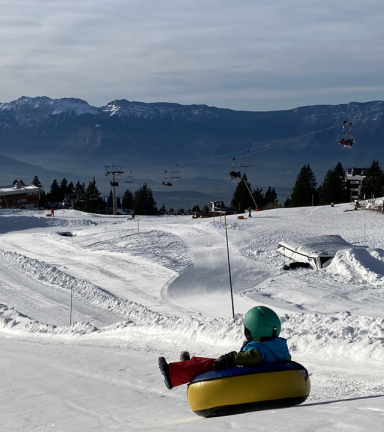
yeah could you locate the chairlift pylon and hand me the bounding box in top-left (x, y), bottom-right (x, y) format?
top-left (337, 121), bottom-right (355, 148)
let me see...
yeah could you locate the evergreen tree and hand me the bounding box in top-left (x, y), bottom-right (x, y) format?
top-left (68, 181), bottom-right (74, 195)
top-left (59, 178), bottom-right (73, 201)
top-left (31, 176), bottom-right (45, 207)
top-left (319, 162), bottom-right (346, 205)
top-left (284, 197), bottom-right (291, 208)
top-left (122, 189), bottom-right (134, 210)
top-left (334, 162), bottom-right (346, 203)
top-left (231, 174), bottom-right (253, 212)
top-left (289, 164), bottom-right (317, 207)
top-left (83, 177), bottom-right (103, 213)
top-left (192, 205), bottom-right (201, 212)
top-left (74, 181), bottom-right (85, 195)
top-left (360, 160), bottom-right (384, 199)
top-left (133, 183), bottom-right (157, 215)
top-left (31, 176), bottom-right (42, 188)
top-left (159, 204), bottom-right (167, 214)
top-left (47, 179), bottom-right (61, 202)
top-left (264, 186), bottom-right (277, 207)
top-left (252, 187), bottom-right (264, 209)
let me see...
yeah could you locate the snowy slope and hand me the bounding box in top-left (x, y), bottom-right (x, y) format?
top-left (0, 205), bottom-right (383, 430)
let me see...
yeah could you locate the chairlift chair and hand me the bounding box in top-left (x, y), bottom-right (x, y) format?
top-left (337, 121), bottom-right (355, 148)
top-left (125, 170), bottom-right (134, 183)
top-left (171, 170), bottom-right (181, 179)
top-left (162, 171), bottom-right (173, 188)
top-left (229, 158), bottom-right (242, 181)
top-left (240, 149), bottom-right (252, 168)
top-left (171, 164), bottom-right (181, 179)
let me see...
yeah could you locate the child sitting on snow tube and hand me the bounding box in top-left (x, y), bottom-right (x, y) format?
top-left (158, 306), bottom-right (291, 389)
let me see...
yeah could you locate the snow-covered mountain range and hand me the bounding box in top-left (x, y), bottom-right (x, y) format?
top-left (2, 96), bottom-right (384, 127)
top-left (1, 96), bottom-right (384, 200)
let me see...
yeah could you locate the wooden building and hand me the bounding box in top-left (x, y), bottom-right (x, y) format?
top-left (0, 182), bottom-right (40, 209)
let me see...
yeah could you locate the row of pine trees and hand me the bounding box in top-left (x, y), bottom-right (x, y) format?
top-left (230, 174), bottom-right (278, 211)
top-left (32, 176), bottom-right (158, 215)
top-left (30, 158), bottom-right (384, 215)
top-left (285, 159), bottom-right (384, 207)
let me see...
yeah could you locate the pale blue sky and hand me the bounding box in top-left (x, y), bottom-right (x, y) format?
top-left (1, 0), bottom-right (384, 110)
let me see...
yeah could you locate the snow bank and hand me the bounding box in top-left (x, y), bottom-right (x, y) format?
top-left (283, 312), bottom-right (384, 362)
top-left (326, 248), bottom-right (384, 286)
top-left (0, 304), bottom-right (97, 336)
top-left (1, 301), bottom-right (382, 363)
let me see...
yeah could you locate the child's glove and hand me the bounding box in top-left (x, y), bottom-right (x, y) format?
top-left (213, 352), bottom-right (236, 371)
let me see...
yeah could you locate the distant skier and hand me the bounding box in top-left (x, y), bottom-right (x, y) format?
top-left (51, 207), bottom-right (54, 217)
top-left (248, 206), bottom-right (252, 217)
top-left (158, 306), bottom-right (291, 389)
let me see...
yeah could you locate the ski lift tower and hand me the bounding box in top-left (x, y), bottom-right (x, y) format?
top-left (104, 165), bottom-right (124, 215)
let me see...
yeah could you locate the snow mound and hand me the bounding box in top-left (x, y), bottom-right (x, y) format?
top-left (0, 304), bottom-right (97, 336)
top-left (369, 248), bottom-right (384, 262)
top-left (283, 312), bottom-right (384, 362)
top-left (326, 248), bottom-right (384, 286)
top-left (1, 298), bottom-right (383, 363)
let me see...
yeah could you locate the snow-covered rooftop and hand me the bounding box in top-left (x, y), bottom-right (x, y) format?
top-left (0, 184), bottom-right (39, 195)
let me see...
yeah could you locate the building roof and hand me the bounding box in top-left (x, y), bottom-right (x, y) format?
top-left (0, 184), bottom-right (40, 196)
top-left (278, 235), bottom-right (366, 259)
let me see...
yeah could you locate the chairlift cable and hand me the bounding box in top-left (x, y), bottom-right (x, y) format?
top-left (114, 121), bottom-right (360, 180)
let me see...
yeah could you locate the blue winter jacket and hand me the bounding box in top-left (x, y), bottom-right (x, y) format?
top-left (233, 337), bottom-right (290, 366)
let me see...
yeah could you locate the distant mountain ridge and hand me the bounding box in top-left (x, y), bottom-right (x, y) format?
top-left (2, 96), bottom-right (384, 127)
top-left (1, 96), bottom-right (384, 205)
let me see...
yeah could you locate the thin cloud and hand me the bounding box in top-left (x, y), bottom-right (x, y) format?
top-left (1, 0), bottom-right (384, 110)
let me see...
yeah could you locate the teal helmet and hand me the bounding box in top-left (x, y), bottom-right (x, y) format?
top-left (244, 306), bottom-right (281, 340)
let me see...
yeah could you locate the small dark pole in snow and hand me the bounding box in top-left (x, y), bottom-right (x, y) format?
top-left (70, 286), bottom-right (73, 326)
top-left (224, 214), bottom-right (235, 320)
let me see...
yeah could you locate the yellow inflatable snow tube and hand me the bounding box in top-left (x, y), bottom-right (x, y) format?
top-left (187, 361), bottom-right (310, 417)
